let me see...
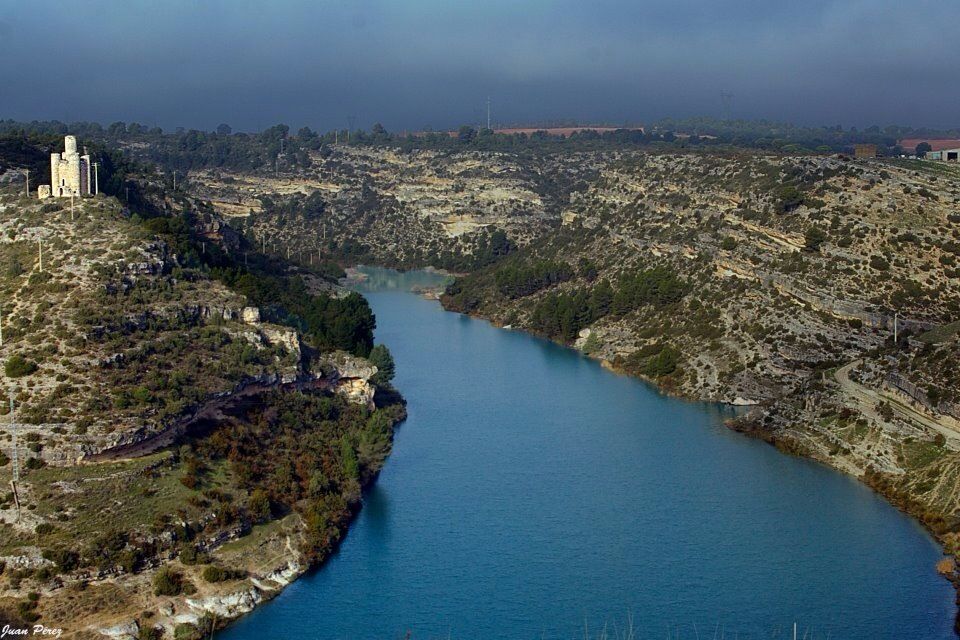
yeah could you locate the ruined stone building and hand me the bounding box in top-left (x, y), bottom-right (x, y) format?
top-left (37, 135), bottom-right (94, 199)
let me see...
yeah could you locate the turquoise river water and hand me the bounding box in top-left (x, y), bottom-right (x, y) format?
top-left (220, 267), bottom-right (955, 639)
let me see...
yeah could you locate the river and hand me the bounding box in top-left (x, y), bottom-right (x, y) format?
top-left (220, 267), bottom-right (955, 639)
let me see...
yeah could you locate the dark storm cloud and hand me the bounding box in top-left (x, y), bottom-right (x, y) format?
top-left (1, 0), bottom-right (957, 131)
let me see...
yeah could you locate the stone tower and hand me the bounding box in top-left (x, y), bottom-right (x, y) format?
top-left (40, 135), bottom-right (92, 199)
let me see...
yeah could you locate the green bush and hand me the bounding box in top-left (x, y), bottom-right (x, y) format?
top-left (201, 565), bottom-right (226, 583)
top-left (776, 185), bottom-right (804, 212)
top-left (200, 565), bottom-right (244, 583)
top-left (178, 546), bottom-right (210, 566)
top-left (642, 346), bottom-right (681, 378)
top-left (41, 548), bottom-right (79, 572)
top-left (5, 355), bottom-right (37, 378)
top-left (173, 623), bottom-right (201, 640)
top-left (152, 566), bottom-right (186, 596)
top-left (138, 626), bottom-right (163, 640)
top-left (804, 226), bottom-right (828, 251)
top-left (247, 489), bottom-right (271, 523)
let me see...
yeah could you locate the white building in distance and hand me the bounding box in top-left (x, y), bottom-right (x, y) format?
top-left (37, 135), bottom-right (93, 199)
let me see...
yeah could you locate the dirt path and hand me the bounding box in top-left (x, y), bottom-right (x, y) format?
top-left (834, 359), bottom-right (960, 448)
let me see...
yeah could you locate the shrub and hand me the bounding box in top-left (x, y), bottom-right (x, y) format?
top-left (16, 599), bottom-right (39, 623)
top-left (247, 489), bottom-right (271, 523)
top-left (6, 257), bottom-right (24, 278)
top-left (178, 546), bottom-right (209, 566)
top-left (201, 565), bottom-right (226, 583)
top-left (138, 626), bottom-right (163, 640)
top-left (200, 565), bottom-right (244, 583)
top-left (152, 567), bottom-right (185, 596)
top-left (42, 548), bottom-right (79, 572)
top-left (5, 355), bottom-right (38, 378)
top-left (776, 185), bottom-right (804, 212)
top-left (173, 624), bottom-right (201, 640)
top-left (642, 346), bottom-right (681, 378)
top-left (804, 226), bottom-right (828, 252)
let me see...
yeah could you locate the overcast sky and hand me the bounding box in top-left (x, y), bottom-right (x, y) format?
top-left (1, 1), bottom-right (957, 132)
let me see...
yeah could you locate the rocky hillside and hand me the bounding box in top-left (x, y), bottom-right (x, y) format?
top-left (0, 164), bottom-right (404, 638)
top-left (187, 145), bottom-right (601, 270)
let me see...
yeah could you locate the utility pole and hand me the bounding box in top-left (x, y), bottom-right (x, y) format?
top-left (347, 115), bottom-right (358, 142)
top-left (24, 169), bottom-right (29, 198)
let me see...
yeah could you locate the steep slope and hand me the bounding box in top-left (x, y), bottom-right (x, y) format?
top-left (188, 145), bottom-right (599, 270)
top-left (0, 167), bottom-right (404, 638)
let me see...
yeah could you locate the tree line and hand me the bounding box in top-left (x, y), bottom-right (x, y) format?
top-left (528, 267), bottom-right (687, 342)
top-left (5, 115), bottom-right (954, 174)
